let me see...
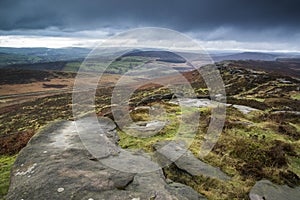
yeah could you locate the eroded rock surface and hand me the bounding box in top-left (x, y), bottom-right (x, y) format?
top-left (154, 141), bottom-right (231, 181)
top-left (231, 104), bottom-right (259, 114)
top-left (7, 117), bottom-right (206, 200)
top-left (249, 180), bottom-right (300, 200)
top-left (124, 120), bottom-right (166, 138)
top-left (170, 98), bottom-right (259, 114)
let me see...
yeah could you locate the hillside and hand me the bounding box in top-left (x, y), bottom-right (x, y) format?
top-left (0, 59), bottom-right (299, 199)
top-left (220, 59), bottom-right (300, 78)
top-left (1, 49), bottom-right (300, 77)
top-left (123, 50), bottom-right (186, 63)
top-left (212, 52), bottom-right (279, 62)
top-left (0, 47), bottom-right (90, 67)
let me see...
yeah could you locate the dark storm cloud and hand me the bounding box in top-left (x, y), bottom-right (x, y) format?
top-left (0, 0), bottom-right (299, 32)
top-left (1, 0), bottom-right (300, 51)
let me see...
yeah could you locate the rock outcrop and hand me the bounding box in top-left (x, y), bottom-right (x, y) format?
top-left (6, 117), bottom-right (206, 200)
top-left (153, 141), bottom-right (231, 181)
top-left (249, 180), bottom-right (300, 200)
top-left (170, 98), bottom-right (259, 114)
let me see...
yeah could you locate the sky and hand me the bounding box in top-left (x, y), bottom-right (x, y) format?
top-left (0, 0), bottom-right (299, 52)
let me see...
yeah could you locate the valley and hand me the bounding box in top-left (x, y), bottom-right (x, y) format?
top-left (0, 51), bottom-right (299, 199)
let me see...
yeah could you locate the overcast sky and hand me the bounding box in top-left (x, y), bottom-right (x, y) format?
top-left (0, 0), bottom-right (299, 52)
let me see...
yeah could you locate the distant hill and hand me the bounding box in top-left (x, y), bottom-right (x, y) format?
top-left (122, 50), bottom-right (186, 63)
top-left (0, 68), bottom-right (75, 85)
top-left (2, 48), bottom-right (300, 77)
top-left (277, 58), bottom-right (300, 63)
top-left (0, 47), bottom-right (90, 66)
top-left (220, 59), bottom-right (300, 78)
top-left (212, 52), bottom-right (279, 62)
top-left (2, 61), bottom-right (69, 71)
top-left (0, 47), bottom-right (90, 58)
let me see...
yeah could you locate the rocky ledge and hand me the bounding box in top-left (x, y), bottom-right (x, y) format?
top-left (249, 180), bottom-right (300, 200)
top-left (6, 117), bottom-right (206, 200)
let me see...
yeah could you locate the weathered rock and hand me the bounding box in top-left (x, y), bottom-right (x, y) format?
top-left (124, 120), bottom-right (166, 137)
top-left (7, 117), bottom-right (205, 200)
top-left (249, 180), bottom-right (300, 200)
top-left (126, 170), bottom-right (206, 200)
top-left (273, 111), bottom-right (300, 115)
top-left (170, 98), bottom-right (214, 108)
top-left (231, 104), bottom-right (259, 114)
top-left (154, 140), bottom-right (231, 181)
top-left (137, 93), bottom-right (174, 106)
top-left (170, 98), bottom-right (260, 114)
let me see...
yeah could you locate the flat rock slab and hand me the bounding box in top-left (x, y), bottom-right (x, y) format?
top-left (7, 117), bottom-right (206, 200)
top-left (273, 111), bottom-right (300, 115)
top-left (170, 98), bottom-right (215, 108)
top-left (170, 98), bottom-right (259, 114)
top-left (154, 141), bottom-right (231, 181)
top-left (124, 120), bottom-right (166, 138)
top-left (231, 104), bottom-right (259, 114)
top-left (249, 180), bottom-right (300, 200)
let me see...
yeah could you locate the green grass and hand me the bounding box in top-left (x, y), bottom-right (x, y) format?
top-left (117, 101), bottom-right (206, 151)
top-left (63, 62), bottom-right (81, 72)
top-left (289, 157), bottom-right (300, 177)
top-left (291, 92), bottom-right (300, 100)
top-left (163, 163), bottom-right (254, 200)
top-left (116, 92), bottom-right (300, 198)
top-left (70, 56), bottom-right (150, 74)
top-left (117, 102), bottom-right (259, 199)
top-left (230, 126), bottom-right (291, 142)
top-left (117, 122), bottom-right (179, 152)
top-left (290, 123), bottom-right (300, 133)
top-left (1, 61), bottom-right (300, 199)
top-left (234, 96), bottom-right (266, 103)
top-left (0, 155), bottom-right (17, 198)
top-left (118, 105), bottom-right (180, 151)
top-left (0, 53), bottom-right (42, 67)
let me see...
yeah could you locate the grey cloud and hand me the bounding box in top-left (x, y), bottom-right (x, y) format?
top-left (0, 0), bottom-right (299, 51)
top-left (0, 0), bottom-right (299, 31)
